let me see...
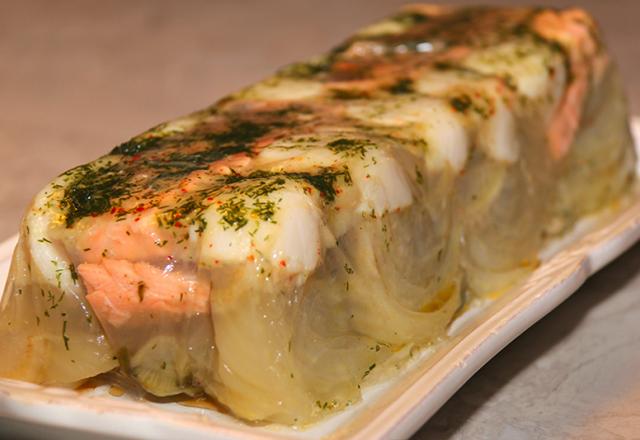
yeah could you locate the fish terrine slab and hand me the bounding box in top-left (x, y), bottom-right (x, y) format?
top-left (0, 118), bottom-right (638, 440)
top-left (0, 4), bottom-right (638, 439)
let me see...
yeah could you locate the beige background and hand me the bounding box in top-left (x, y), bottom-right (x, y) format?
top-left (1, 1), bottom-right (640, 438)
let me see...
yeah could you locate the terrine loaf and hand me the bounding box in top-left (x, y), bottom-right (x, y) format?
top-left (0, 5), bottom-right (634, 425)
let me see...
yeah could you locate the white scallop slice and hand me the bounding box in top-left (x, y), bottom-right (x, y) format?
top-left (241, 77), bottom-right (324, 101)
top-left (415, 71), bottom-right (521, 164)
top-left (27, 180), bottom-right (77, 292)
top-left (462, 40), bottom-right (567, 105)
top-left (256, 130), bottom-right (414, 216)
top-left (269, 190), bottom-right (325, 274)
top-left (356, 19), bottom-right (407, 37)
top-left (345, 97), bottom-right (470, 172)
top-left (199, 184), bottom-right (328, 276)
top-left (254, 144), bottom-right (339, 172)
top-left (414, 70), bottom-right (481, 96)
top-left (199, 214), bottom-right (254, 265)
top-left (350, 149), bottom-right (414, 216)
top-left (156, 115), bottom-right (200, 136)
top-left (477, 98), bottom-right (520, 163)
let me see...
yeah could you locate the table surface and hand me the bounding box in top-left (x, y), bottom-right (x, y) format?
top-left (1, 1), bottom-right (640, 438)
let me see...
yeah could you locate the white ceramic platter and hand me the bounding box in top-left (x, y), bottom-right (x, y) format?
top-left (0, 119), bottom-right (639, 440)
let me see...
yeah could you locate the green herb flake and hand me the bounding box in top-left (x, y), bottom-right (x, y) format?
top-left (450, 95), bottom-right (472, 113)
top-left (195, 217), bottom-right (208, 234)
top-left (69, 263), bottom-right (79, 284)
top-left (327, 138), bottom-right (370, 159)
top-left (388, 78), bottom-right (414, 95)
top-left (62, 320), bottom-right (70, 350)
top-left (362, 363), bottom-right (376, 379)
top-left (55, 269), bottom-right (63, 288)
top-left (117, 348), bottom-right (131, 373)
top-left (60, 161), bottom-right (132, 227)
top-left (344, 263), bottom-right (354, 275)
top-left (415, 166), bottom-right (424, 184)
top-left (111, 135), bottom-right (164, 156)
top-left (251, 199), bottom-right (277, 223)
top-left (218, 196), bottom-right (248, 230)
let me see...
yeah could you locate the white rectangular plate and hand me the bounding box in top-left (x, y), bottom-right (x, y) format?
top-left (0, 119), bottom-right (639, 440)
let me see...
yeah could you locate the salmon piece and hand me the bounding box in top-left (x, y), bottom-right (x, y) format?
top-left (532, 8), bottom-right (608, 159)
top-left (74, 212), bottom-right (176, 264)
top-left (78, 259), bottom-right (210, 327)
top-left (209, 152), bottom-right (253, 175)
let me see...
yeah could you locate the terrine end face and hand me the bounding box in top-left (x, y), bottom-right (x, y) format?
top-left (0, 5), bottom-right (634, 425)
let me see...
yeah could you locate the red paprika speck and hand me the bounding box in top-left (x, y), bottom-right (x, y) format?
top-left (130, 154), bottom-right (142, 162)
top-left (207, 197), bottom-right (214, 201)
top-left (174, 221), bottom-right (183, 227)
top-left (333, 60), bottom-right (360, 73)
top-left (110, 207), bottom-right (117, 214)
top-left (279, 259), bottom-right (287, 268)
top-left (134, 217), bottom-right (141, 222)
top-left (135, 205), bottom-right (145, 212)
top-left (180, 188), bottom-right (187, 193)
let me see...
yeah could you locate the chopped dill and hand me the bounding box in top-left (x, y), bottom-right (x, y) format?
top-left (218, 196), bottom-right (248, 230)
top-left (69, 263), bottom-right (78, 284)
top-left (327, 138), bottom-right (370, 159)
top-left (362, 363), bottom-right (376, 379)
top-left (62, 320), bottom-right (70, 350)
